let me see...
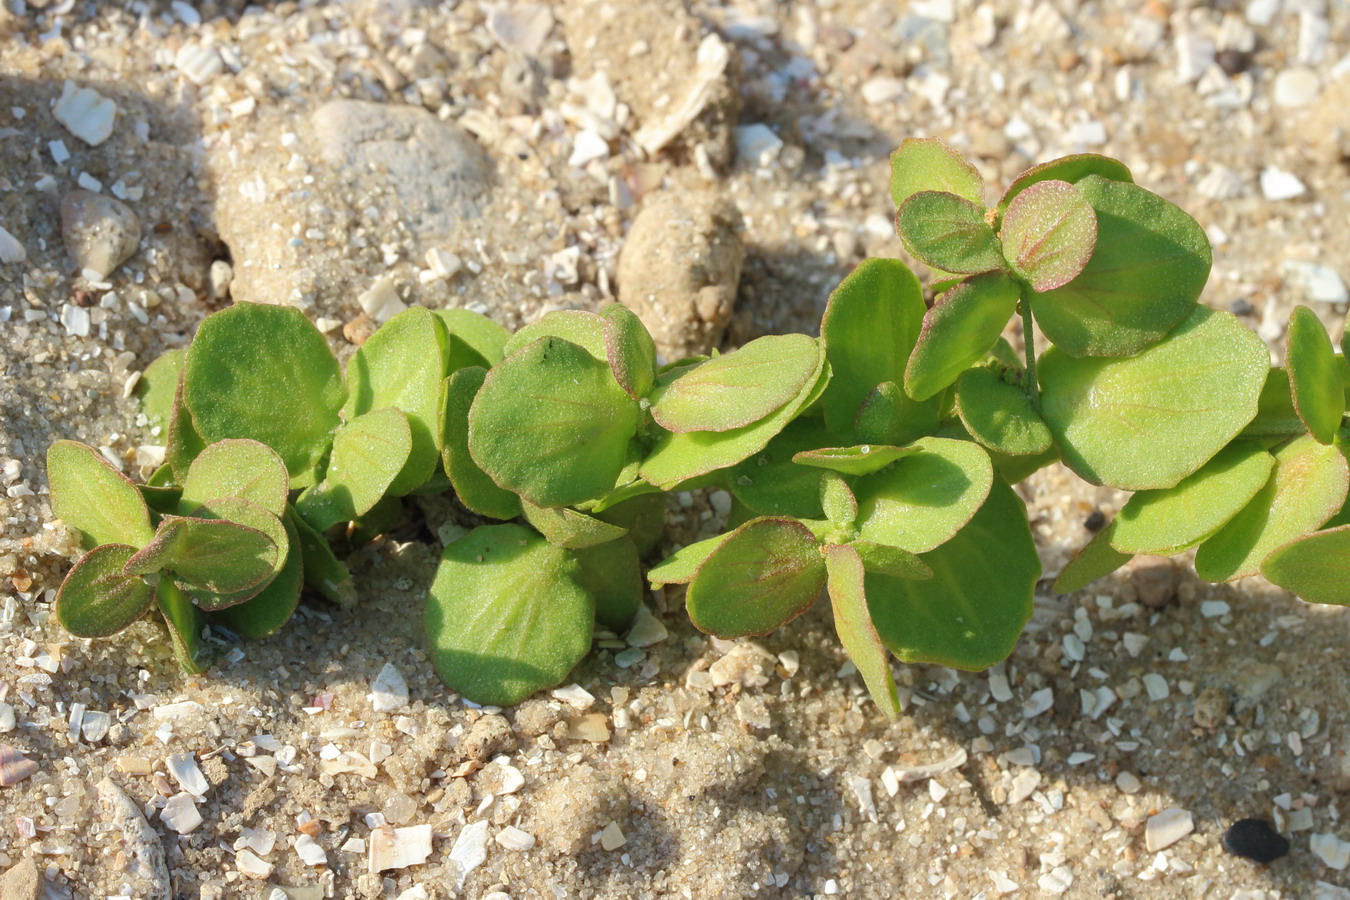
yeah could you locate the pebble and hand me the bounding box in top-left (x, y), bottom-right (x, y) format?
top-left (236, 849), bottom-right (274, 879)
top-left (97, 778), bottom-right (171, 900)
top-left (1284, 261), bottom-right (1349, 305)
top-left (52, 80), bottom-right (117, 146)
top-left (735, 124), bottom-right (784, 167)
top-left (625, 606), bottom-right (668, 648)
top-left (551, 684), bottom-right (595, 710)
top-left (1038, 866), bottom-right (1074, 893)
top-left (1260, 167), bottom-right (1307, 201)
top-left (160, 792), bottom-right (203, 834)
top-left (1274, 67), bottom-right (1321, 108)
top-left (1021, 687), bottom-right (1054, 718)
top-left (1008, 768), bottom-right (1041, 804)
top-left (449, 819), bottom-right (489, 888)
top-left (369, 662), bottom-right (410, 713)
top-left (357, 276), bottom-right (407, 324)
top-left (59, 190), bottom-right (141, 278)
top-left (1146, 808), bottom-right (1195, 852)
top-left (599, 821), bottom-right (627, 850)
top-left (1222, 818), bottom-right (1290, 863)
top-left (0, 225), bottom-right (25, 264)
top-left (861, 76), bottom-right (906, 105)
top-left (1129, 559), bottom-right (1178, 608)
top-left (486, 3), bottom-right (554, 57)
top-left (496, 825), bottom-right (536, 851)
top-left (0, 858), bottom-right (41, 900)
top-left (1116, 771), bottom-right (1143, 794)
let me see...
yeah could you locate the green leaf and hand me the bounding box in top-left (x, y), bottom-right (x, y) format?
top-left (295, 407), bottom-right (413, 532)
top-left (648, 533), bottom-right (731, 586)
top-left (1029, 176), bottom-right (1212, 358)
top-left (818, 259), bottom-right (931, 442)
top-left (601, 304), bottom-right (657, 400)
top-left (1040, 306), bottom-right (1269, 490)
top-left (866, 479), bottom-right (1038, 669)
top-left (853, 436), bottom-right (994, 553)
top-left (426, 524), bottom-right (594, 706)
top-left (999, 179), bottom-right (1097, 292)
top-left (955, 367), bottom-right (1052, 456)
top-left (140, 482), bottom-right (182, 516)
top-left (1195, 434), bottom-right (1349, 581)
top-left (180, 439), bottom-right (289, 517)
top-left (503, 309), bottom-right (607, 361)
top-left (439, 368), bottom-right (521, 520)
top-left (792, 443), bottom-right (920, 476)
top-left (850, 540), bottom-right (932, 580)
top-left (996, 153), bottom-right (1133, 219)
top-left (890, 137), bottom-right (984, 209)
top-left (289, 507), bottom-right (356, 608)
top-left (156, 580), bottom-right (213, 675)
top-left (728, 416), bottom-right (832, 519)
top-left (470, 337), bottom-right (640, 508)
top-left (165, 378), bottom-right (206, 484)
top-left (905, 272), bottom-right (1022, 402)
top-left (1053, 521), bottom-right (1131, 593)
top-left (1244, 368), bottom-right (1303, 438)
top-left (125, 515), bottom-right (278, 604)
top-left (434, 308), bottom-right (511, 368)
top-left (650, 334), bottom-right (821, 433)
top-left (571, 538), bottom-right (644, 630)
top-left (854, 381), bottom-right (944, 447)
top-left (48, 440), bottom-right (154, 549)
top-left (820, 472), bottom-right (857, 527)
top-left (182, 498), bottom-right (290, 609)
top-left (1286, 306), bottom-right (1345, 444)
top-left (1261, 525), bottom-right (1350, 606)
top-left (55, 544), bottom-right (155, 637)
top-left (184, 303), bottom-right (346, 486)
top-left (343, 307), bottom-right (450, 495)
top-left (350, 493), bottom-right (405, 545)
top-left (824, 544), bottom-right (899, 718)
top-left (135, 348), bottom-right (186, 431)
top-left (522, 500), bottom-right (629, 549)
top-left (213, 513), bottom-right (303, 639)
top-left (590, 493), bottom-right (667, 557)
top-left (685, 517), bottom-right (826, 637)
top-left (896, 191), bottom-right (1003, 276)
top-left (1110, 441), bottom-right (1275, 556)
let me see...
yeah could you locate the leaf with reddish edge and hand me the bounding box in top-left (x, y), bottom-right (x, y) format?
top-left (647, 532), bottom-right (732, 586)
top-left (180, 439), bottom-right (289, 517)
top-left (824, 543), bottom-right (900, 718)
top-left (792, 444), bottom-right (920, 476)
top-left (999, 179), bottom-right (1097, 292)
top-left (905, 272), bottom-right (1022, 402)
top-left (601, 303), bottom-right (657, 400)
top-left (47, 440), bottom-right (154, 550)
top-left (896, 191), bottom-right (1004, 276)
top-left (1286, 305), bottom-right (1345, 445)
top-left (55, 544), bottom-right (155, 638)
top-left (685, 517), bottom-right (826, 638)
top-left (890, 137), bottom-right (984, 209)
top-left (503, 309), bottom-right (607, 361)
top-left (850, 540), bottom-right (931, 580)
top-left (180, 498), bottom-right (289, 610)
top-left (439, 368), bottom-right (521, 521)
top-left (995, 153), bottom-right (1133, 220)
top-left (124, 515), bottom-right (278, 600)
top-left (1261, 525), bottom-right (1350, 606)
top-left (213, 512), bottom-right (303, 639)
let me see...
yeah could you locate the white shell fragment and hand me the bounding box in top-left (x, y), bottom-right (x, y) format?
top-left (1145, 808), bottom-right (1194, 852)
top-left (0, 745), bottom-right (38, 786)
top-left (295, 833), bottom-right (328, 866)
top-left (234, 827), bottom-right (276, 857)
top-left (551, 683), bottom-right (595, 710)
top-left (892, 748), bottom-right (967, 784)
top-left (599, 821), bottom-right (627, 851)
top-left (160, 793), bottom-right (203, 834)
top-left (235, 849), bottom-right (274, 879)
top-left (369, 824), bottom-right (432, 873)
top-left (486, 3), bottom-right (555, 57)
top-left (0, 226), bottom-right (26, 265)
top-left (634, 34), bottom-right (731, 156)
top-left (1260, 167), bottom-right (1307, 201)
top-left (1311, 833), bottom-right (1350, 870)
top-left (166, 753), bottom-right (210, 797)
top-left (369, 662), bottom-right (410, 713)
top-left (449, 819), bottom-right (490, 888)
top-left (357, 276), bottom-right (407, 323)
top-left (175, 44), bottom-right (224, 86)
top-left (53, 80), bottom-right (117, 146)
top-left (97, 778), bottom-right (171, 900)
top-left (495, 825), bottom-right (535, 851)
top-left (625, 606), bottom-right (668, 648)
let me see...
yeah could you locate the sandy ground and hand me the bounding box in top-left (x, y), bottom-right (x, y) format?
top-left (1, 0), bottom-right (1349, 897)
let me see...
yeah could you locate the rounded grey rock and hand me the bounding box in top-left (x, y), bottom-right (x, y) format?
top-left (59, 190), bottom-right (141, 279)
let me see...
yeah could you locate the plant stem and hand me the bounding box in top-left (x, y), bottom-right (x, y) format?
top-left (1019, 297), bottom-right (1040, 411)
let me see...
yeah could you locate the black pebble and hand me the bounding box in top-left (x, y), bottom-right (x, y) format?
top-left (1222, 818), bottom-right (1290, 864)
top-left (1084, 510), bottom-right (1106, 532)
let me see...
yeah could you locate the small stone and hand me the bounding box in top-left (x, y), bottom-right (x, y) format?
top-left (625, 606), bottom-right (668, 648)
top-left (599, 821), bottom-right (626, 851)
top-left (97, 778), bottom-right (171, 900)
top-left (1021, 687), bottom-right (1054, 718)
top-left (1116, 771), bottom-right (1143, 794)
top-left (53, 80), bottom-right (117, 146)
top-left (1284, 262), bottom-right (1350, 305)
top-left (1129, 559), bottom-right (1178, 608)
top-left (1274, 67), bottom-right (1321, 108)
top-left (1008, 769), bottom-right (1041, 804)
top-left (0, 225), bottom-right (24, 264)
top-left (1194, 685), bottom-right (1230, 728)
top-left (1146, 808), bottom-right (1195, 852)
top-left (1201, 599), bottom-right (1231, 618)
top-left (568, 130), bottom-right (609, 167)
top-left (1223, 818), bottom-right (1290, 863)
top-left (175, 44), bottom-right (224, 85)
top-left (1312, 833), bottom-right (1350, 869)
top-left (735, 124), bottom-right (783, 167)
top-left (1038, 866), bottom-right (1074, 894)
top-left (160, 793), bottom-right (202, 834)
top-left (449, 819), bottom-right (489, 889)
top-left (1260, 167), bottom-right (1307, 201)
top-left (495, 825), bottom-right (536, 851)
top-left (0, 858), bottom-right (41, 900)
top-left (369, 663), bottom-right (410, 713)
top-left (60, 190), bottom-right (141, 278)
top-left (486, 3), bottom-right (555, 56)
top-left (861, 76), bottom-right (906, 105)
top-left (461, 714), bottom-right (517, 761)
top-left (81, 710), bottom-right (111, 742)
top-left (357, 276), bottom-right (407, 324)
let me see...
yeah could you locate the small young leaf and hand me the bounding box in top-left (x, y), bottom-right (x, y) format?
top-left (165, 378), bottom-right (206, 484)
top-left (125, 515), bottom-right (278, 603)
top-left (140, 482), bottom-right (182, 516)
top-left (954, 367), bottom-right (1053, 456)
top-left (470, 337), bottom-right (640, 507)
top-left (1195, 434), bottom-right (1349, 582)
top-left (503, 309), bottom-right (607, 361)
top-left (343, 306), bottom-right (450, 495)
top-left (1029, 176), bottom-right (1211, 358)
top-left (650, 334), bottom-right (821, 433)
top-left (818, 258), bottom-right (927, 441)
top-left (55, 544), bottom-right (155, 637)
top-left (180, 439), bottom-right (289, 517)
top-left (850, 540), bottom-right (932, 580)
top-left (134, 348), bottom-right (186, 430)
top-left (998, 179), bottom-right (1097, 292)
top-left (1261, 525), bottom-right (1350, 606)
top-left (289, 507), bottom-right (356, 608)
top-left (184, 303), bottom-right (346, 486)
top-left (853, 436), bottom-right (994, 553)
top-left (426, 524), bottom-right (594, 706)
top-left (854, 381), bottom-right (944, 447)
top-left (727, 417), bottom-right (833, 519)
top-left (601, 304), bottom-right (658, 400)
top-left (48, 440), bottom-right (155, 549)
top-left (1039, 306), bottom-right (1268, 490)
top-left (866, 479), bottom-right (1038, 669)
top-left (995, 153), bottom-right (1133, 219)
top-left (820, 472), bottom-right (857, 527)
top-left (156, 580), bottom-right (213, 675)
top-left (295, 407), bottom-right (413, 532)
top-left (521, 500), bottom-right (629, 549)
top-left (1110, 441), bottom-right (1275, 556)
top-left (182, 498), bottom-right (290, 610)
top-left (896, 191), bottom-right (1003, 276)
top-left (1052, 522), bottom-right (1132, 593)
top-left (647, 533), bottom-right (732, 586)
top-left (890, 137), bottom-right (984, 210)
top-left (434, 308), bottom-right (511, 368)
top-left (1286, 305), bottom-right (1345, 444)
top-left (439, 368), bottom-right (521, 520)
top-left (571, 538), bottom-right (644, 630)
top-left (905, 272), bottom-right (1022, 402)
top-left (824, 544), bottom-right (899, 718)
top-left (213, 513), bottom-right (303, 639)
top-left (685, 517), bottom-right (826, 638)
top-left (792, 443), bottom-right (920, 476)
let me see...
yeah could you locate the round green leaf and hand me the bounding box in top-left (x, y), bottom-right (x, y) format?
top-left (571, 538), bottom-right (644, 630)
top-left (999, 179), bottom-right (1097, 292)
top-left (343, 306), bottom-right (450, 495)
top-left (601, 304), bottom-right (657, 400)
top-left (996, 153), bottom-right (1133, 219)
top-left (125, 515), bottom-right (278, 600)
top-left (56, 544), bottom-right (155, 638)
top-left (165, 378), bottom-right (206, 484)
top-left (1030, 176), bottom-right (1211, 358)
top-left (1052, 522), bottom-right (1131, 594)
top-left (1261, 525), bottom-right (1350, 606)
top-left (503, 309), bottom-right (607, 361)
top-left (47, 440), bottom-right (154, 549)
top-left (521, 500), bottom-right (629, 549)
top-left (1195, 434), bottom-right (1349, 582)
top-left (792, 443), bottom-right (920, 476)
top-left (439, 368), bottom-right (522, 520)
top-left (854, 381), bottom-right (944, 447)
top-left (896, 191), bottom-right (1004, 276)
top-left (134, 348), bottom-right (186, 431)
top-left (824, 544), bottom-right (899, 718)
top-left (435, 308), bottom-right (511, 368)
top-left (647, 533), bottom-right (731, 586)
top-left (426, 524), bottom-right (594, 706)
top-left (470, 337), bottom-right (640, 508)
top-left (955, 367), bottom-right (1053, 456)
top-left (295, 407), bottom-right (413, 532)
top-left (184, 303), bottom-right (346, 485)
top-left (650, 334), bottom-right (821, 433)
top-left (850, 540), bottom-right (932, 580)
top-left (180, 439), bottom-right (289, 517)
top-left (890, 137), bottom-right (984, 210)
top-left (1039, 306), bottom-right (1269, 490)
top-left (1244, 367), bottom-right (1303, 438)
top-left (853, 436), bottom-right (994, 553)
top-left (905, 272), bottom-right (1022, 402)
top-left (1110, 440), bottom-right (1275, 556)
top-left (1286, 306), bottom-right (1345, 445)
top-left (213, 513), bottom-right (303, 639)
top-left (866, 479), bottom-right (1038, 669)
top-left (728, 416), bottom-right (832, 519)
top-left (685, 517), bottom-right (826, 637)
top-left (185, 498), bottom-right (290, 610)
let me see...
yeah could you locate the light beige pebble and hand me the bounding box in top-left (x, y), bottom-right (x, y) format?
top-left (60, 190), bottom-right (141, 278)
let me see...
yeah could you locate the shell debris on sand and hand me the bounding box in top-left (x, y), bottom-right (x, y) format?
top-left (369, 824), bottom-right (432, 872)
top-left (0, 745), bottom-right (37, 786)
top-left (96, 778), bottom-right (170, 900)
top-left (52, 80), bottom-right (117, 146)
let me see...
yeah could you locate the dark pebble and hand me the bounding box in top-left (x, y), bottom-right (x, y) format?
top-left (1216, 49), bottom-right (1252, 75)
top-left (1084, 510), bottom-right (1107, 532)
top-left (1230, 297), bottom-right (1255, 316)
top-left (1222, 818), bottom-right (1290, 864)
